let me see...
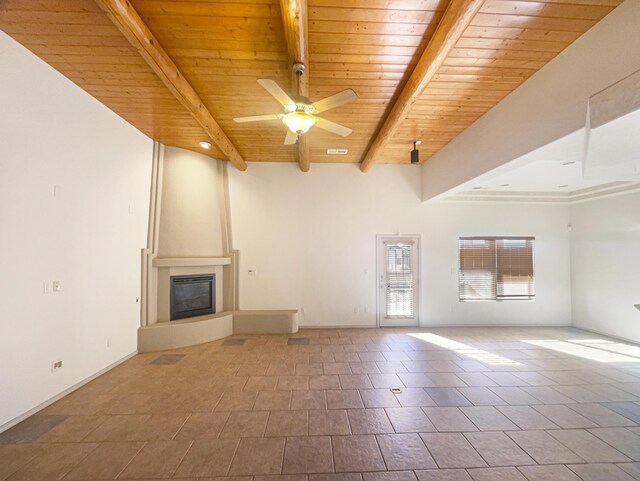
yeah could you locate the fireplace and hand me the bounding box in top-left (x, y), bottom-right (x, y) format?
top-left (170, 274), bottom-right (215, 320)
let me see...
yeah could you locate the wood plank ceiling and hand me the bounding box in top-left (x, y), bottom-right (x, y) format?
top-left (0, 0), bottom-right (622, 171)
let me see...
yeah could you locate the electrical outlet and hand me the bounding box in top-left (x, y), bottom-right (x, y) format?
top-left (106, 337), bottom-right (111, 348)
top-left (52, 281), bottom-right (61, 292)
top-left (51, 360), bottom-right (62, 373)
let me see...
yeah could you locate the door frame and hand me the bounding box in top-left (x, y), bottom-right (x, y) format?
top-left (376, 234), bottom-right (421, 328)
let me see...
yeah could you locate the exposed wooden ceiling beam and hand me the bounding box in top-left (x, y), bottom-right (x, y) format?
top-left (279, 0), bottom-right (310, 172)
top-left (359, 0), bottom-right (484, 173)
top-left (95, 0), bottom-right (247, 171)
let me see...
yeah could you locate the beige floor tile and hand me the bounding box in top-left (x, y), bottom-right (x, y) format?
top-left (385, 407), bottom-right (436, 433)
top-left (255, 475), bottom-right (307, 481)
top-left (393, 388), bottom-right (436, 407)
top-left (423, 407), bottom-right (478, 432)
top-left (464, 432), bottom-right (535, 467)
top-left (35, 415), bottom-right (107, 442)
top-left (589, 427), bottom-right (640, 460)
top-left (7, 442), bottom-right (97, 481)
top-left (220, 411), bottom-right (269, 438)
top-left (332, 435), bottom-right (386, 472)
top-left (507, 430), bottom-right (584, 464)
top-left (0, 444), bottom-right (42, 481)
top-left (568, 463), bottom-right (637, 481)
top-left (265, 410), bottom-right (308, 437)
top-left (460, 406), bottom-right (519, 431)
top-left (64, 441), bottom-right (144, 479)
top-left (497, 406), bottom-right (559, 430)
top-left (179, 390), bottom-right (224, 412)
top-left (327, 390), bottom-right (364, 409)
top-left (360, 389), bottom-right (401, 408)
top-left (278, 376), bottom-right (310, 391)
top-left (254, 391), bottom-right (292, 411)
top-left (296, 363), bottom-right (325, 376)
top-left (175, 412), bottom-right (230, 439)
top-left (84, 413), bottom-right (188, 441)
top-left (292, 390), bottom-right (327, 410)
top-left (283, 436), bottom-right (334, 473)
top-left (310, 473), bottom-right (363, 481)
top-left (467, 467), bottom-right (527, 481)
top-left (420, 433), bottom-right (486, 469)
top-left (533, 405), bottom-right (598, 429)
top-left (364, 472), bottom-right (417, 481)
top-left (229, 437), bottom-right (286, 475)
top-left (310, 375), bottom-right (342, 390)
top-left (216, 391), bottom-right (259, 411)
top-left (457, 388), bottom-right (507, 406)
top-left (245, 376), bottom-right (279, 391)
top-left (118, 440), bottom-right (192, 479)
top-left (309, 409), bottom-right (351, 435)
top-left (617, 462), bottom-right (640, 479)
top-left (517, 465), bottom-right (582, 481)
top-left (347, 408), bottom-right (394, 434)
top-left (339, 375), bottom-right (373, 390)
top-left (568, 403), bottom-right (638, 427)
top-left (415, 469), bottom-right (472, 481)
top-left (350, 362), bottom-right (381, 375)
top-left (549, 429), bottom-right (631, 463)
top-left (173, 438), bottom-right (240, 477)
top-left (376, 433), bottom-right (437, 470)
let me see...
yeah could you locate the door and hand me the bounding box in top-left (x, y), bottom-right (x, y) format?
top-left (377, 236), bottom-right (420, 327)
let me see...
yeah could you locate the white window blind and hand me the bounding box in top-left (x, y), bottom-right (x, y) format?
top-left (459, 237), bottom-right (535, 301)
top-left (386, 244), bottom-right (414, 317)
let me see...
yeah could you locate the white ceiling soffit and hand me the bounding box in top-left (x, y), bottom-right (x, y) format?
top-left (441, 76), bottom-right (640, 204)
top-left (585, 68), bottom-right (640, 181)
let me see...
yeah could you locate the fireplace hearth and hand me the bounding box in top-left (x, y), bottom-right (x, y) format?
top-left (170, 273), bottom-right (215, 320)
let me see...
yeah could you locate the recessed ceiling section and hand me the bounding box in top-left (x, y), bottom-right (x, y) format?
top-left (443, 128), bottom-right (639, 203)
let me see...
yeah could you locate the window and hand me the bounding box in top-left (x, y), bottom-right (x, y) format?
top-left (459, 237), bottom-right (535, 301)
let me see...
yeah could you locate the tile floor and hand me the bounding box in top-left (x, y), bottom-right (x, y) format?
top-left (2, 326), bottom-right (640, 481)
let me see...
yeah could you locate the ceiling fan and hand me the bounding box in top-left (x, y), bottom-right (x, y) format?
top-left (233, 63), bottom-right (358, 145)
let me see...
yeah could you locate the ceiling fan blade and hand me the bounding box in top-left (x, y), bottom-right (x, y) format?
top-left (257, 79), bottom-right (295, 107)
top-left (284, 129), bottom-right (298, 145)
top-left (233, 113), bottom-right (282, 123)
top-left (315, 117), bottom-right (353, 137)
top-left (312, 89), bottom-right (357, 113)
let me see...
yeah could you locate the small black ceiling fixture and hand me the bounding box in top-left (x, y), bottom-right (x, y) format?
top-left (411, 140), bottom-right (421, 164)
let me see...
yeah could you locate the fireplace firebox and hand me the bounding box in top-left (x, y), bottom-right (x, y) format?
top-left (170, 274), bottom-right (215, 320)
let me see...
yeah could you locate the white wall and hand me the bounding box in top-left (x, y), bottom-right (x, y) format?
top-left (0, 32), bottom-right (152, 427)
top-left (421, 0), bottom-right (640, 201)
top-left (570, 191), bottom-right (640, 343)
top-left (229, 163), bottom-right (572, 328)
top-left (158, 146), bottom-right (225, 258)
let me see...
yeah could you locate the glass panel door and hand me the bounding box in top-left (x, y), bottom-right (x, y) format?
top-left (378, 236), bottom-right (420, 327)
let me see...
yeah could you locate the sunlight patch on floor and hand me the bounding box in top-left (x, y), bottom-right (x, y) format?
top-left (408, 333), bottom-right (522, 366)
top-left (522, 339), bottom-right (640, 363)
top-left (566, 338), bottom-right (640, 358)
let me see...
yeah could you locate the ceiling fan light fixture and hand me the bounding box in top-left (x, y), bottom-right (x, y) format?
top-left (283, 110), bottom-right (316, 134)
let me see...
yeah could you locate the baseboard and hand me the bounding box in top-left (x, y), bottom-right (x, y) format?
top-left (301, 324), bottom-right (378, 329)
top-left (419, 322), bottom-right (571, 328)
top-left (0, 351), bottom-right (137, 434)
top-left (572, 326), bottom-right (640, 347)
top-left (301, 323), bottom-right (571, 329)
